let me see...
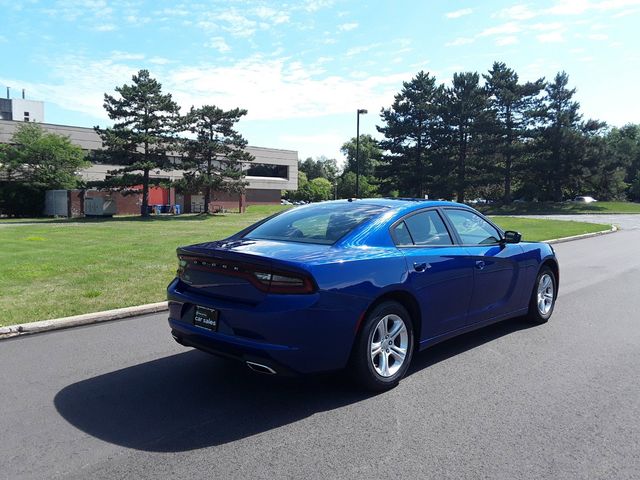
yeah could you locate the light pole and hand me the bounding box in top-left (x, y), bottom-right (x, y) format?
top-left (355, 108), bottom-right (368, 198)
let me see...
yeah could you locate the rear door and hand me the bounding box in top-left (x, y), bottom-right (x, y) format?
top-left (393, 209), bottom-right (475, 340)
top-left (442, 208), bottom-right (524, 323)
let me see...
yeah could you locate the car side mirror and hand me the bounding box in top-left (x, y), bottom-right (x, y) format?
top-left (502, 230), bottom-right (522, 244)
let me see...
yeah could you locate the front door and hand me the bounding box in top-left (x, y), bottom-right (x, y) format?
top-left (442, 208), bottom-right (523, 323)
top-left (392, 209), bottom-right (475, 341)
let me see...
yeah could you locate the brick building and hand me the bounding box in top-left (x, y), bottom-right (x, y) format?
top-left (0, 101), bottom-right (298, 216)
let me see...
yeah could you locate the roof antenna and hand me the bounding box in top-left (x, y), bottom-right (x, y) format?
top-left (22, 89), bottom-right (25, 99)
top-left (6, 86), bottom-right (9, 99)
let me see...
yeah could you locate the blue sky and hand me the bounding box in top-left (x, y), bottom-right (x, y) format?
top-left (1, 0), bottom-right (639, 163)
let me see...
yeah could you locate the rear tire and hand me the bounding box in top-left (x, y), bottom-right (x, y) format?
top-left (350, 301), bottom-right (414, 391)
top-left (527, 266), bottom-right (556, 324)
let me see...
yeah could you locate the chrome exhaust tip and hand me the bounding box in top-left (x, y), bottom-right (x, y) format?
top-left (246, 361), bottom-right (277, 375)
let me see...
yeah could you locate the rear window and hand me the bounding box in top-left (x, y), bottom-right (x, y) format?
top-left (245, 203), bottom-right (388, 245)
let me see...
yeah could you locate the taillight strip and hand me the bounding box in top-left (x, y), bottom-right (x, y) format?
top-left (179, 255), bottom-right (316, 294)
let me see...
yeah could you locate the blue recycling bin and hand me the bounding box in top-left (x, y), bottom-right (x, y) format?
top-left (174, 204), bottom-right (181, 215)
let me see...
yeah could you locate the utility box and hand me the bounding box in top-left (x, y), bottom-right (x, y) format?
top-left (85, 196), bottom-right (116, 216)
top-left (44, 190), bottom-right (69, 217)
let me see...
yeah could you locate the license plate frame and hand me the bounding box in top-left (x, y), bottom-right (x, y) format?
top-left (193, 305), bottom-right (219, 331)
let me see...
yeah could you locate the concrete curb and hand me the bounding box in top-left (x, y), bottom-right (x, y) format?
top-left (545, 225), bottom-right (617, 245)
top-left (0, 224), bottom-right (619, 340)
top-left (0, 301), bottom-right (168, 340)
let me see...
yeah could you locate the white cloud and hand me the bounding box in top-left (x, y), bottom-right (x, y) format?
top-left (537, 31), bottom-right (565, 42)
top-left (345, 43), bottom-right (381, 56)
top-left (217, 11), bottom-right (257, 37)
top-left (612, 7), bottom-right (640, 16)
top-left (0, 57), bottom-right (137, 123)
top-left (164, 57), bottom-right (409, 121)
top-left (547, 0), bottom-right (592, 15)
top-left (338, 22), bottom-right (359, 31)
top-left (302, 0), bottom-right (335, 12)
top-left (445, 8), bottom-right (473, 19)
top-left (496, 4), bottom-right (539, 20)
top-left (279, 132), bottom-right (346, 161)
top-left (588, 33), bottom-right (609, 39)
top-left (109, 51), bottom-right (145, 61)
top-left (546, 0), bottom-right (640, 15)
top-left (8, 51), bottom-right (409, 125)
top-left (445, 37), bottom-right (475, 47)
top-left (149, 57), bottom-right (172, 65)
top-left (253, 6), bottom-right (290, 24)
top-left (530, 22), bottom-right (564, 31)
top-left (206, 37), bottom-right (231, 53)
top-left (95, 24), bottom-right (116, 32)
top-left (496, 36), bottom-right (519, 46)
top-left (480, 22), bottom-right (522, 36)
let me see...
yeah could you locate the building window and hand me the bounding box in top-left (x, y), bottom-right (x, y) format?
top-left (246, 163), bottom-right (288, 179)
top-left (24, 111), bottom-right (30, 122)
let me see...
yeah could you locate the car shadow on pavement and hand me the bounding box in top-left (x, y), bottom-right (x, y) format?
top-left (54, 317), bottom-right (535, 452)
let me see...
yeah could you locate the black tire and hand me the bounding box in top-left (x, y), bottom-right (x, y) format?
top-left (350, 301), bottom-right (414, 391)
top-left (527, 266), bottom-right (557, 324)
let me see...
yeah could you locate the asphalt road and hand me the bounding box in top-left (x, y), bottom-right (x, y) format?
top-left (2, 229), bottom-right (640, 479)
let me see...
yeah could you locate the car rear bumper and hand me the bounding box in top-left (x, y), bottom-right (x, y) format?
top-left (167, 278), bottom-right (366, 374)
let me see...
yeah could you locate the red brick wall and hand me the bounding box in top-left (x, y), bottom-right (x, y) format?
top-left (67, 187), bottom-right (279, 216)
top-left (69, 189), bottom-right (142, 216)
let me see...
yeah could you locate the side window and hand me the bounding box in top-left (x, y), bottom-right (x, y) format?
top-left (394, 221), bottom-right (413, 246)
top-left (393, 210), bottom-right (453, 246)
top-left (445, 209), bottom-right (501, 245)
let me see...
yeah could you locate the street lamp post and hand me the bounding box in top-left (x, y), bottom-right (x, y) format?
top-left (355, 108), bottom-right (368, 198)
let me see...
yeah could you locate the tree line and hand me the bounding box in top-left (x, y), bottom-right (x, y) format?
top-left (3, 65), bottom-right (640, 216)
top-left (294, 62), bottom-right (640, 204)
top-left (1, 69), bottom-right (253, 216)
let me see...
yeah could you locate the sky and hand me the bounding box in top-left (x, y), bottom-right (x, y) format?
top-left (1, 0), bottom-right (639, 164)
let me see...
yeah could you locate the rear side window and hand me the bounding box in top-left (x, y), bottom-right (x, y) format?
top-left (245, 203), bottom-right (388, 245)
top-left (393, 210), bottom-right (453, 246)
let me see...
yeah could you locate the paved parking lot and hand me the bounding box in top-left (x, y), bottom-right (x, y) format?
top-left (1, 227), bottom-right (639, 479)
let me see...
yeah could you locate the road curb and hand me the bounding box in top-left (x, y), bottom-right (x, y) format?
top-left (545, 225), bottom-right (617, 245)
top-left (0, 224), bottom-right (619, 340)
top-left (0, 302), bottom-right (168, 340)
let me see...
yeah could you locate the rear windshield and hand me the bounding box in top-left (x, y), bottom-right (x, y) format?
top-left (245, 203), bottom-right (388, 245)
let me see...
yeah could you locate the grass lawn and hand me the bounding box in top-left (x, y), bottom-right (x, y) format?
top-left (0, 206), bottom-right (610, 326)
top-left (479, 200), bottom-right (640, 215)
top-left (489, 216), bottom-right (610, 241)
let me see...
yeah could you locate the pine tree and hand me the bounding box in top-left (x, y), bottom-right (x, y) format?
top-left (377, 71), bottom-right (443, 198)
top-left (439, 72), bottom-right (493, 203)
top-left (531, 72), bottom-right (587, 201)
top-left (484, 62), bottom-right (544, 203)
top-left (95, 69), bottom-right (181, 216)
top-left (181, 105), bottom-right (254, 213)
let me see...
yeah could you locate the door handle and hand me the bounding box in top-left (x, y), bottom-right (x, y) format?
top-left (475, 260), bottom-right (486, 270)
top-left (413, 262), bottom-right (429, 272)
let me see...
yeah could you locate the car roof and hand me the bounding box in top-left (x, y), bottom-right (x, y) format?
top-left (316, 198), bottom-right (470, 215)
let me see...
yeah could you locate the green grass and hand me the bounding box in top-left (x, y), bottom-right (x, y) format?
top-left (0, 207), bottom-right (610, 326)
top-left (489, 216), bottom-right (610, 241)
top-left (479, 200), bottom-right (640, 215)
top-left (0, 206), bottom-right (287, 327)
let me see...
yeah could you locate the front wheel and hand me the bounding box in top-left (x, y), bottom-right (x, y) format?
top-left (527, 267), bottom-right (557, 324)
top-left (350, 301), bottom-right (414, 391)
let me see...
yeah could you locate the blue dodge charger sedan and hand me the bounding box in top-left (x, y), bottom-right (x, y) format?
top-left (167, 199), bottom-right (558, 390)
